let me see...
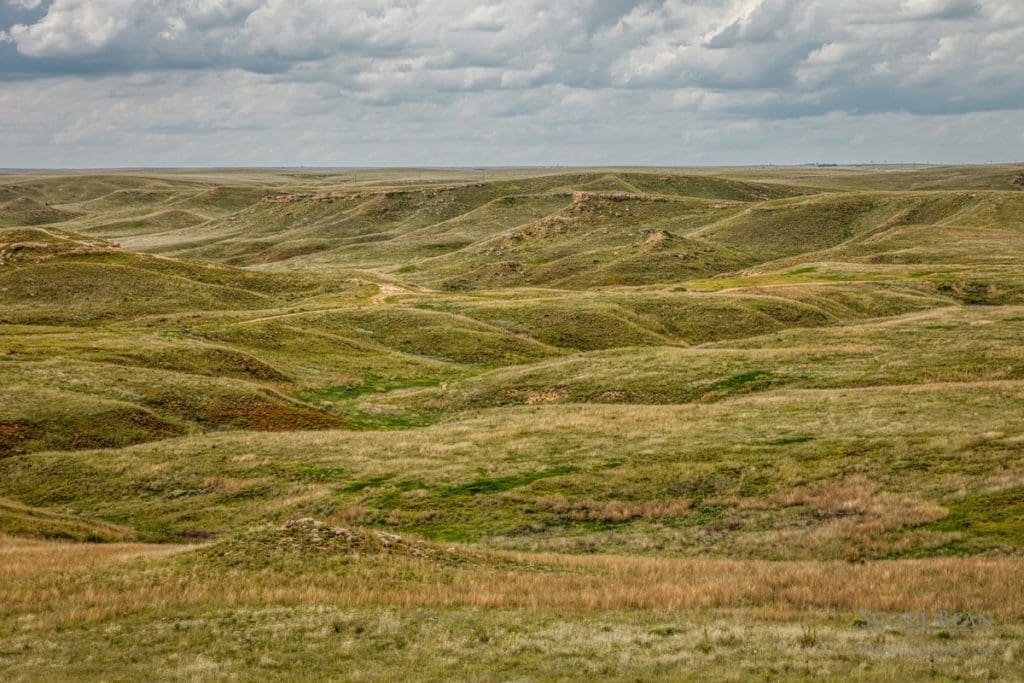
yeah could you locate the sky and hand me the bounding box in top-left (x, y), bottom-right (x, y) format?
top-left (0, 0), bottom-right (1022, 168)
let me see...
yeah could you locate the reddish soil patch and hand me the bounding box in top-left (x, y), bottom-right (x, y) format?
top-left (0, 422), bottom-right (33, 457)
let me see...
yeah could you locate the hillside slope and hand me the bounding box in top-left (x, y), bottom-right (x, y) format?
top-left (2, 165), bottom-right (1023, 557)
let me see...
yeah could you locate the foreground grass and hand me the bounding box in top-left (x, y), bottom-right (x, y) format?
top-left (1, 534), bottom-right (1021, 680)
top-left (11, 605), bottom-right (1019, 681)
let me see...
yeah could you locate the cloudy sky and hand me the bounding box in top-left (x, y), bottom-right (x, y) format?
top-left (1, 0), bottom-right (1022, 168)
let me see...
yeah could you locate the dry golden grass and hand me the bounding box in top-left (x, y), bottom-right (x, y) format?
top-left (769, 475), bottom-right (947, 533)
top-left (710, 477), bottom-right (954, 559)
top-left (3, 537), bottom-right (1022, 630)
top-left (0, 534), bottom-right (190, 579)
top-left (356, 553), bottom-right (1024, 614)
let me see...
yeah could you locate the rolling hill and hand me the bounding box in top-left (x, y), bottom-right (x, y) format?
top-left (2, 165), bottom-right (1024, 679)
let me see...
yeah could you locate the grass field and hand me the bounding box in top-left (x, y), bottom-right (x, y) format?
top-left (2, 165), bottom-right (1024, 680)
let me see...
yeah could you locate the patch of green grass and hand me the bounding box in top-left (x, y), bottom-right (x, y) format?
top-left (923, 487), bottom-right (1024, 551)
top-left (687, 503), bottom-right (726, 526)
top-left (341, 475), bottom-right (395, 493)
top-left (298, 466), bottom-right (349, 481)
top-left (0, 497), bottom-right (137, 542)
top-left (443, 466), bottom-right (578, 496)
top-left (765, 435), bottom-right (816, 446)
top-left (298, 376), bottom-right (445, 403)
top-left (649, 624), bottom-right (681, 636)
top-left (708, 370), bottom-right (772, 392)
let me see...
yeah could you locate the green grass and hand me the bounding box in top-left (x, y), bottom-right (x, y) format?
top-left (923, 487), bottom-right (1024, 552)
top-left (0, 497), bottom-right (137, 542)
top-left (442, 465), bottom-right (578, 496)
top-left (4, 165), bottom-right (1024, 678)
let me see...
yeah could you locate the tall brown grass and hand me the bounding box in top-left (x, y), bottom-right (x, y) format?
top-left (2, 536), bottom-right (1022, 627)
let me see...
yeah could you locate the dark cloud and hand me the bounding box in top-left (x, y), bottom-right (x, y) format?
top-left (901, 0), bottom-right (982, 20)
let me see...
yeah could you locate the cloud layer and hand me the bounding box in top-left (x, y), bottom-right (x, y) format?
top-left (1, 0), bottom-right (1022, 166)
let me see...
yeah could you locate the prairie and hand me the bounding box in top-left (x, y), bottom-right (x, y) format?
top-left (1, 165), bottom-right (1023, 680)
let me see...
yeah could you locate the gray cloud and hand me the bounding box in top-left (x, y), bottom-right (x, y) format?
top-left (0, 0), bottom-right (1021, 166)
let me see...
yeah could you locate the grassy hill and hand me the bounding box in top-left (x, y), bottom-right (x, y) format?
top-left (2, 165), bottom-right (1024, 679)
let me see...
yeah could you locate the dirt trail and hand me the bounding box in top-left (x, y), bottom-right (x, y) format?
top-left (371, 283), bottom-right (408, 303)
top-left (235, 282), bottom-right (413, 326)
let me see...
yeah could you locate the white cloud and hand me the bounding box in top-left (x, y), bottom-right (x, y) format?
top-left (0, 0), bottom-right (1021, 166)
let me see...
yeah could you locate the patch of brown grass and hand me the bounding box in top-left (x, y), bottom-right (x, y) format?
top-left (3, 537), bottom-right (1023, 627)
top-left (770, 476), bottom-right (947, 535)
top-left (524, 388), bottom-right (570, 404)
top-left (717, 477), bottom-right (951, 559)
top-left (0, 535), bottom-right (190, 580)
